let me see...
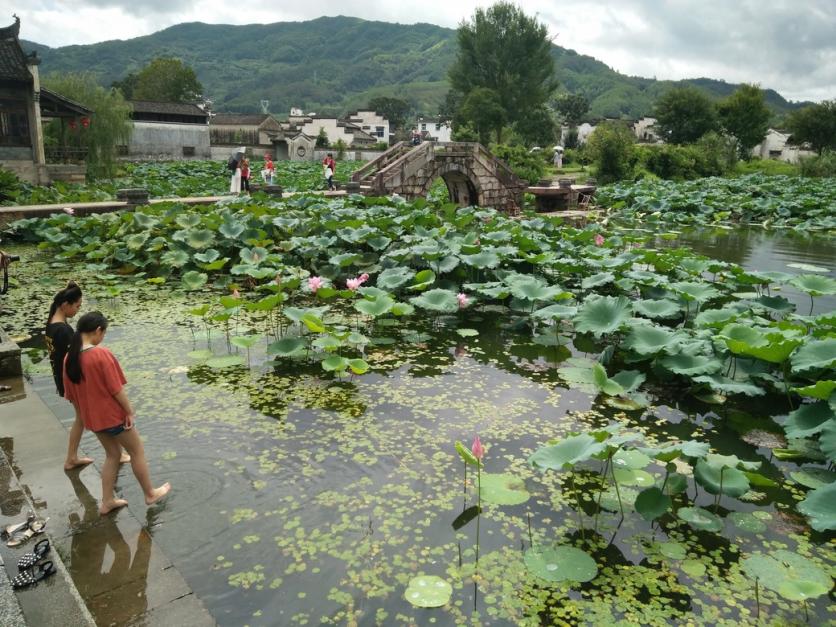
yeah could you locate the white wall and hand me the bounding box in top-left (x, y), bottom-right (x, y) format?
top-left (752, 130), bottom-right (816, 164)
top-left (349, 111), bottom-right (390, 142)
top-left (290, 117), bottom-right (364, 146)
top-left (414, 119), bottom-right (452, 142)
top-left (634, 117), bottom-right (659, 142)
top-left (129, 121), bottom-right (210, 159)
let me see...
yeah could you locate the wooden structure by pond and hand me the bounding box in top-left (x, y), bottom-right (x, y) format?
top-left (527, 179), bottom-right (597, 213)
top-left (351, 142), bottom-right (527, 213)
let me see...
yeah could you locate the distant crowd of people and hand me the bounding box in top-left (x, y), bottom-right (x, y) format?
top-left (226, 152), bottom-right (337, 193)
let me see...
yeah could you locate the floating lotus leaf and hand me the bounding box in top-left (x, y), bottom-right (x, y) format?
top-left (728, 512), bottom-right (767, 533)
top-left (612, 449), bottom-right (651, 469)
top-left (792, 380), bottom-right (836, 400)
top-left (355, 295), bottom-right (394, 317)
top-left (787, 262), bottom-right (829, 273)
top-left (692, 374), bottom-right (765, 396)
top-left (677, 506), bottom-right (723, 532)
top-left (632, 299), bottom-right (681, 320)
top-left (694, 308), bottom-right (739, 328)
top-left (376, 267), bottom-right (413, 290)
top-left (661, 354), bottom-right (723, 376)
top-left (181, 270), bottom-right (208, 291)
top-left (523, 546), bottom-right (598, 583)
top-left (599, 486), bottom-right (638, 513)
top-left (404, 575), bottom-right (452, 608)
top-left (266, 337), bottom-right (307, 357)
top-left (743, 550), bottom-right (832, 598)
top-left (681, 559), bottom-right (706, 578)
top-left (573, 295), bottom-right (632, 337)
top-left (205, 355), bottom-right (245, 369)
top-left (635, 487), bottom-right (671, 521)
top-left (783, 402), bottom-right (834, 439)
top-left (778, 580), bottom-right (830, 602)
top-left (528, 434), bottom-right (605, 471)
top-left (479, 473), bottom-right (530, 505)
top-left (613, 468), bottom-right (654, 487)
top-left (797, 481), bottom-right (836, 531)
top-left (789, 468), bottom-right (836, 490)
top-left (623, 325), bottom-right (677, 356)
top-left (456, 328), bottom-right (479, 337)
top-left (531, 304), bottom-right (578, 320)
top-left (409, 289), bottom-right (459, 313)
top-left (791, 338), bottom-right (836, 373)
top-left (657, 541), bottom-right (686, 560)
top-left (790, 274), bottom-right (836, 296)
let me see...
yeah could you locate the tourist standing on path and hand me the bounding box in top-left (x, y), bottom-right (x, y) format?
top-left (63, 312), bottom-right (171, 515)
top-left (262, 153), bottom-right (275, 185)
top-left (228, 148), bottom-right (244, 194)
top-left (241, 157), bottom-right (251, 193)
top-left (323, 152), bottom-right (336, 191)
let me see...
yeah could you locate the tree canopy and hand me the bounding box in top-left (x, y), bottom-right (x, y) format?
top-left (458, 87), bottom-right (507, 144)
top-left (42, 72), bottom-right (132, 179)
top-left (366, 97), bottom-right (411, 130)
top-left (555, 93), bottom-right (589, 127)
top-left (654, 86), bottom-right (718, 144)
top-left (787, 100), bottom-right (836, 155)
top-left (448, 2), bottom-right (557, 145)
top-left (718, 84), bottom-right (771, 158)
top-left (130, 57), bottom-right (203, 103)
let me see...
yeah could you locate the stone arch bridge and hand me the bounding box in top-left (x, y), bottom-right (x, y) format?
top-left (350, 142), bottom-right (527, 213)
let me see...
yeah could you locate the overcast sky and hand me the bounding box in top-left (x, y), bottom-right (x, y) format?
top-left (7, 0), bottom-right (835, 102)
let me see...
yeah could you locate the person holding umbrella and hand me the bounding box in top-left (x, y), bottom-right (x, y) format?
top-left (553, 146), bottom-right (564, 169)
top-left (228, 147), bottom-right (245, 194)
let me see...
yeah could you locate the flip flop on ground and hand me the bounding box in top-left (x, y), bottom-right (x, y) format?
top-left (6, 517), bottom-right (49, 548)
top-left (17, 538), bottom-right (50, 570)
top-left (2, 510), bottom-right (34, 538)
top-left (11, 561), bottom-right (56, 589)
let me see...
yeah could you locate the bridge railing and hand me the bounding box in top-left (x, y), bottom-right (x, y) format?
top-left (351, 141), bottom-right (408, 183)
top-left (371, 141), bottom-right (434, 192)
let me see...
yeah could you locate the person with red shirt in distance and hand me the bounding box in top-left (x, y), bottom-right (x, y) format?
top-left (63, 312), bottom-right (171, 515)
top-left (262, 153), bottom-right (275, 185)
top-left (322, 152), bottom-right (336, 190)
top-left (240, 157), bottom-right (251, 193)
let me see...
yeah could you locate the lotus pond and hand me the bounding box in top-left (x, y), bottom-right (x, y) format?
top-left (2, 194), bottom-right (835, 626)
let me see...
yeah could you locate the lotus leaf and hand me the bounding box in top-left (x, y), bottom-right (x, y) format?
top-left (778, 580), bottom-right (830, 602)
top-left (219, 220), bottom-right (246, 239)
top-left (752, 295), bottom-right (795, 314)
top-left (635, 487), bottom-right (671, 521)
top-left (694, 308), bottom-right (739, 328)
top-left (528, 434), bottom-right (605, 471)
top-left (623, 325), bottom-right (678, 356)
top-left (661, 354), bottom-right (723, 376)
top-left (175, 213), bottom-right (201, 228)
top-left (633, 299), bottom-right (681, 320)
top-left (301, 313), bottom-right (326, 333)
top-left (728, 511), bottom-right (767, 533)
top-left (791, 338), bottom-right (836, 373)
top-left (677, 506), bottom-right (723, 532)
top-left (694, 460), bottom-right (750, 497)
top-left (181, 271), bottom-right (208, 291)
top-left (573, 296), bottom-right (632, 337)
top-left (460, 251), bottom-right (501, 269)
top-left (161, 248), bottom-right (189, 268)
top-left (704, 453), bottom-right (760, 471)
top-left (454, 441), bottom-right (480, 468)
top-left (240, 247), bottom-right (268, 266)
top-left (409, 289), bottom-right (459, 313)
top-left (230, 335), bottom-right (259, 349)
top-left (792, 380), bottom-right (836, 400)
top-left (376, 267), bottom-right (414, 290)
top-left (193, 249), bottom-right (220, 263)
top-left (657, 541), bottom-right (686, 559)
top-left (390, 302), bottom-right (415, 316)
top-left (508, 276), bottom-right (570, 302)
top-left (187, 349), bottom-right (213, 360)
top-left (613, 449), bottom-right (652, 469)
top-left (692, 374), bottom-right (765, 396)
top-left (523, 546), bottom-right (598, 583)
top-left (797, 481), bottom-right (836, 531)
top-left (479, 473), bottom-right (530, 505)
top-left (783, 402), bottom-right (834, 439)
top-left (581, 272), bottom-right (615, 289)
top-left (347, 358), bottom-right (369, 375)
top-left (321, 355), bottom-right (350, 372)
top-left (206, 355), bottom-right (245, 369)
top-left (681, 559), bottom-right (706, 578)
top-left (613, 467), bottom-right (654, 487)
top-left (592, 363), bottom-right (623, 396)
top-left (743, 550), bottom-right (832, 597)
top-left (355, 295), bottom-right (394, 317)
top-left (404, 575), bottom-right (452, 608)
top-left (407, 269), bottom-right (436, 291)
top-left (671, 281), bottom-right (720, 303)
top-left (790, 274), bottom-right (836, 296)
top-left (531, 304), bottom-right (578, 320)
top-left (819, 420), bottom-right (836, 464)
top-left (660, 472), bottom-right (688, 496)
top-left (185, 229), bottom-right (215, 250)
top-left (266, 337), bottom-right (307, 357)
top-left (790, 468), bottom-right (836, 490)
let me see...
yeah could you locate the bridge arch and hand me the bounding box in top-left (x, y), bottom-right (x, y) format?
top-left (421, 161), bottom-right (483, 207)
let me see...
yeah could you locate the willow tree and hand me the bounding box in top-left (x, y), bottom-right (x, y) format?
top-left (43, 72), bottom-right (132, 180)
top-left (449, 2), bottom-right (557, 144)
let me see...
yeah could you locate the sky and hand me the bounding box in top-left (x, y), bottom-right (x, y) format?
top-left (5, 0), bottom-right (835, 102)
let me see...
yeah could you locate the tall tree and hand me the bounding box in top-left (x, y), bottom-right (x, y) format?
top-left (654, 86), bottom-right (718, 144)
top-left (449, 2), bottom-right (557, 144)
top-left (786, 100), bottom-right (836, 155)
top-left (42, 73), bottom-right (132, 179)
top-left (111, 72), bottom-right (139, 99)
top-left (132, 57), bottom-right (203, 103)
top-left (366, 96), bottom-right (411, 130)
top-left (555, 92), bottom-right (589, 127)
top-left (514, 106), bottom-right (557, 147)
top-left (718, 84), bottom-right (771, 158)
top-left (458, 87), bottom-right (507, 144)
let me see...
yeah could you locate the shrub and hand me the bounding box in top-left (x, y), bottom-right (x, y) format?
top-left (490, 143), bottom-right (545, 185)
top-left (586, 121), bottom-right (635, 183)
top-left (0, 167), bottom-right (21, 202)
top-left (734, 158), bottom-right (799, 177)
top-left (800, 151), bottom-right (836, 177)
top-left (694, 131), bottom-right (738, 176)
top-left (631, 133), bottom-right (737, 180)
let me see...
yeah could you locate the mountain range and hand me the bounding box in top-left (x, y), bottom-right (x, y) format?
top-left (23, 16), bottom-right (806, 120)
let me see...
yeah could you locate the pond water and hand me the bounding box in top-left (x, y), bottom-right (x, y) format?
top-left (2, 223), bottom-right (834, 626)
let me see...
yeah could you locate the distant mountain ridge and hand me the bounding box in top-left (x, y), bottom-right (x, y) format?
top-left (22, 16), bottom-right (807, 120)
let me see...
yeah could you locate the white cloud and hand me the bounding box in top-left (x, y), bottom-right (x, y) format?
top-left (8, 0), bottom-right (836, 101)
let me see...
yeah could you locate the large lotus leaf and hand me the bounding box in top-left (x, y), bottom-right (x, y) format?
top-left (694, 460), bottom-right (749, 497)
top-left (784, 402), bottom-right (834, 439)
top-left (321, 355), bottom-right (350, 372)
top-left (132, 211), bottom-right (158, 229)
top-left (792, 380), bottom-right (836, 400)
top-left (240, 246), bottom-right (269, 266)
top-left (581, 272), bottom-right (615, 289)
top-left (311, 335), bottom-right (343, 352)
top-left (592, 363), bottom-right (623, 396)
top-left (181, 270), bottom-right (208, 291)
top-left (744, 550), bottom-right (832, 596)
top-left (161, 248), bottom-right (190, 268)
top-left (175, 213), bottom-right (201, 228)
top-left (692, 374), bottom-right (765, 397)
top-left (531, 304), bottom-right (578, 320)
top-left (460, 251), bottom-right (501, 269)
top-left (778, 580), bottom-right (830, 602)
top-left (623, 325), bottom-right (677, 356)
top-left (661, 353), bottom-right (723, 376)
top-left (694, 308), bottom-right (739, 328)
top-left (556, 358), bottom-right (598, 394)
top-left (798, 483), bottom-right (836, 531)
top-left (407, 269), bottom-right (436, 291)
top-left (355, 295), bottom-right (394, 317)
top-left (508, 276), bottom-right (569, 302)
top-left (404, 575), bottom-right (452, 608)
top-left (635, 487), bottom-right (672, 521)
top-left (266, 337), bottom-right (307, 357)
top-left (704, 453), bottom-right (761, 471)
top-left (528, 434), bottom-right (605, 471)
top-left (791, 338), bottom-right (836, 373)
top-left (523, 546), bottom-right (598, 583)
top-left (610, 370), bottom-right (646, 394)
top-left (720, 324), bottom-right (768, 354)
top-left (193, 248), bottom-right (220, 264)
top-left (790, 468), bottom-right (836, 490)
top-left (671, 281), bottom-right (720, 303)
top-left (125, 232), bottom-right (149, 250)
top-left (632, 299), bottom-right (681, 320)
top-left (376, 267), bottom-right (414, 290)
top-left (790, 274), bottom-right (836, 296)
top-left (613, 449), bottom-right (652, 469)
top-left (329, 252), bottom-right (360, 267)
top-left (348, 358), bottom-right (370, 375)
top-left (409, 289), bottom-right (459, 313)
top-left (752, 295), bottom-right (795, 314)
top-left (219, 220), bottom-right (246, 239)
top-left (479, 473), bottom-right (530, 505)
top-left (573, 296), bottom-right (632, 337)
top-left (819, 420), bottom-right (836, 464)
top-left (739, 337), bottom-right (803, 364)
top-left (613, 467), bottom-right (655, 487)
top-left (185, 228), bottom-right (215, 250)
top-left (677, 506), bottom-right (723, 532)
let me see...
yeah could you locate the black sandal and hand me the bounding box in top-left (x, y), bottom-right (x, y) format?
top-left (11, 561), bottom-right (56, 589)
top-left (6, 517), bottom-right (49, 548)
top-left (17, 538), bottom-right (50, 570)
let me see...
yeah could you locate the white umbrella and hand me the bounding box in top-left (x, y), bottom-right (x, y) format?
top-left (554, 145), bottom-right (564, 152)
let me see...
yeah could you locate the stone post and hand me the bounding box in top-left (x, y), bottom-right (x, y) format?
top-left (26, 54), bottom-right (48, 184)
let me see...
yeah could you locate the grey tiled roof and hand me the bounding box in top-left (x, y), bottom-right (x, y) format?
top-left (0, 18), bottom-right (32, 82)
top-left (130, 100), bottom-right (208, 117)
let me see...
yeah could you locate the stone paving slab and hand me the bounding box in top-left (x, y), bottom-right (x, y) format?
top-left (0, 380), bottom-right (215, 626)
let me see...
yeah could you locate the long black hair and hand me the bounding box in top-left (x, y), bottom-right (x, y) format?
top-left (46, 281), bottom-right (82, 329)
top-left (65, 311), bottom-right (108, 385)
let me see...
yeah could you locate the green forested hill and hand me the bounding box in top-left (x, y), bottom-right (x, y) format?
top-left (23, 16), bottom-right (806, 119)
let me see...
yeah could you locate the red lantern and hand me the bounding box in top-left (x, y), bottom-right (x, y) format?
top-left (81, 117), bottom-right (90, 128)
top-left (68, 119), bottom-right (77, 130)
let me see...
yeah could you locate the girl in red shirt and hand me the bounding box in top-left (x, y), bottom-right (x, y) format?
top-left (64, 312), bottom-right (171, 515)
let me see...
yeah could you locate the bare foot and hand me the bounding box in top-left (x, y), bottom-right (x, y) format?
top-left (119, 453), bottom-right (131, 464)
top-left (99, 498), bottom-right (128, 515)
top-left (145, 483), bottom-right (171, 506)
top-left (64, 456), bottom-right (94, 471)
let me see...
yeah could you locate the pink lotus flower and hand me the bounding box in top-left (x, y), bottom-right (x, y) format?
top-left (594, 234), bottom-right (605, 246)
top-left (346, 278), bottom-right (361, 291)
top-left (308, 276), bottom-right (324, 293)
top-left (63, 207), bottom-right (75, 215)
top-left (471, 435), bottom-right (484, 460)
top-left (457, 293), bottom-right (469, 309)
top-left (232, 289), bottom-right (240, 299)
top-left (358, 273), bottom-right (370, 285)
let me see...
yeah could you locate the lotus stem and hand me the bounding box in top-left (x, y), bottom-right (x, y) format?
top-left (782, 361), bottom-right (794, 411)
top-left (715, 467), bottom-right (724, 511)
top-left (527, 512), bottom-right (533, 548)
top-left (610, 455), bottom-right (624, 519)
top-left (594, 457), bottom-right (611, 532)
top-left (755, 579), bottom-right (760, 621)
top-left (569, 472), bottom-right (585, 539)
top-left (475, 463), bottom-right (481, 566)
top-left (809, 294), bottom-right (814, 316)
